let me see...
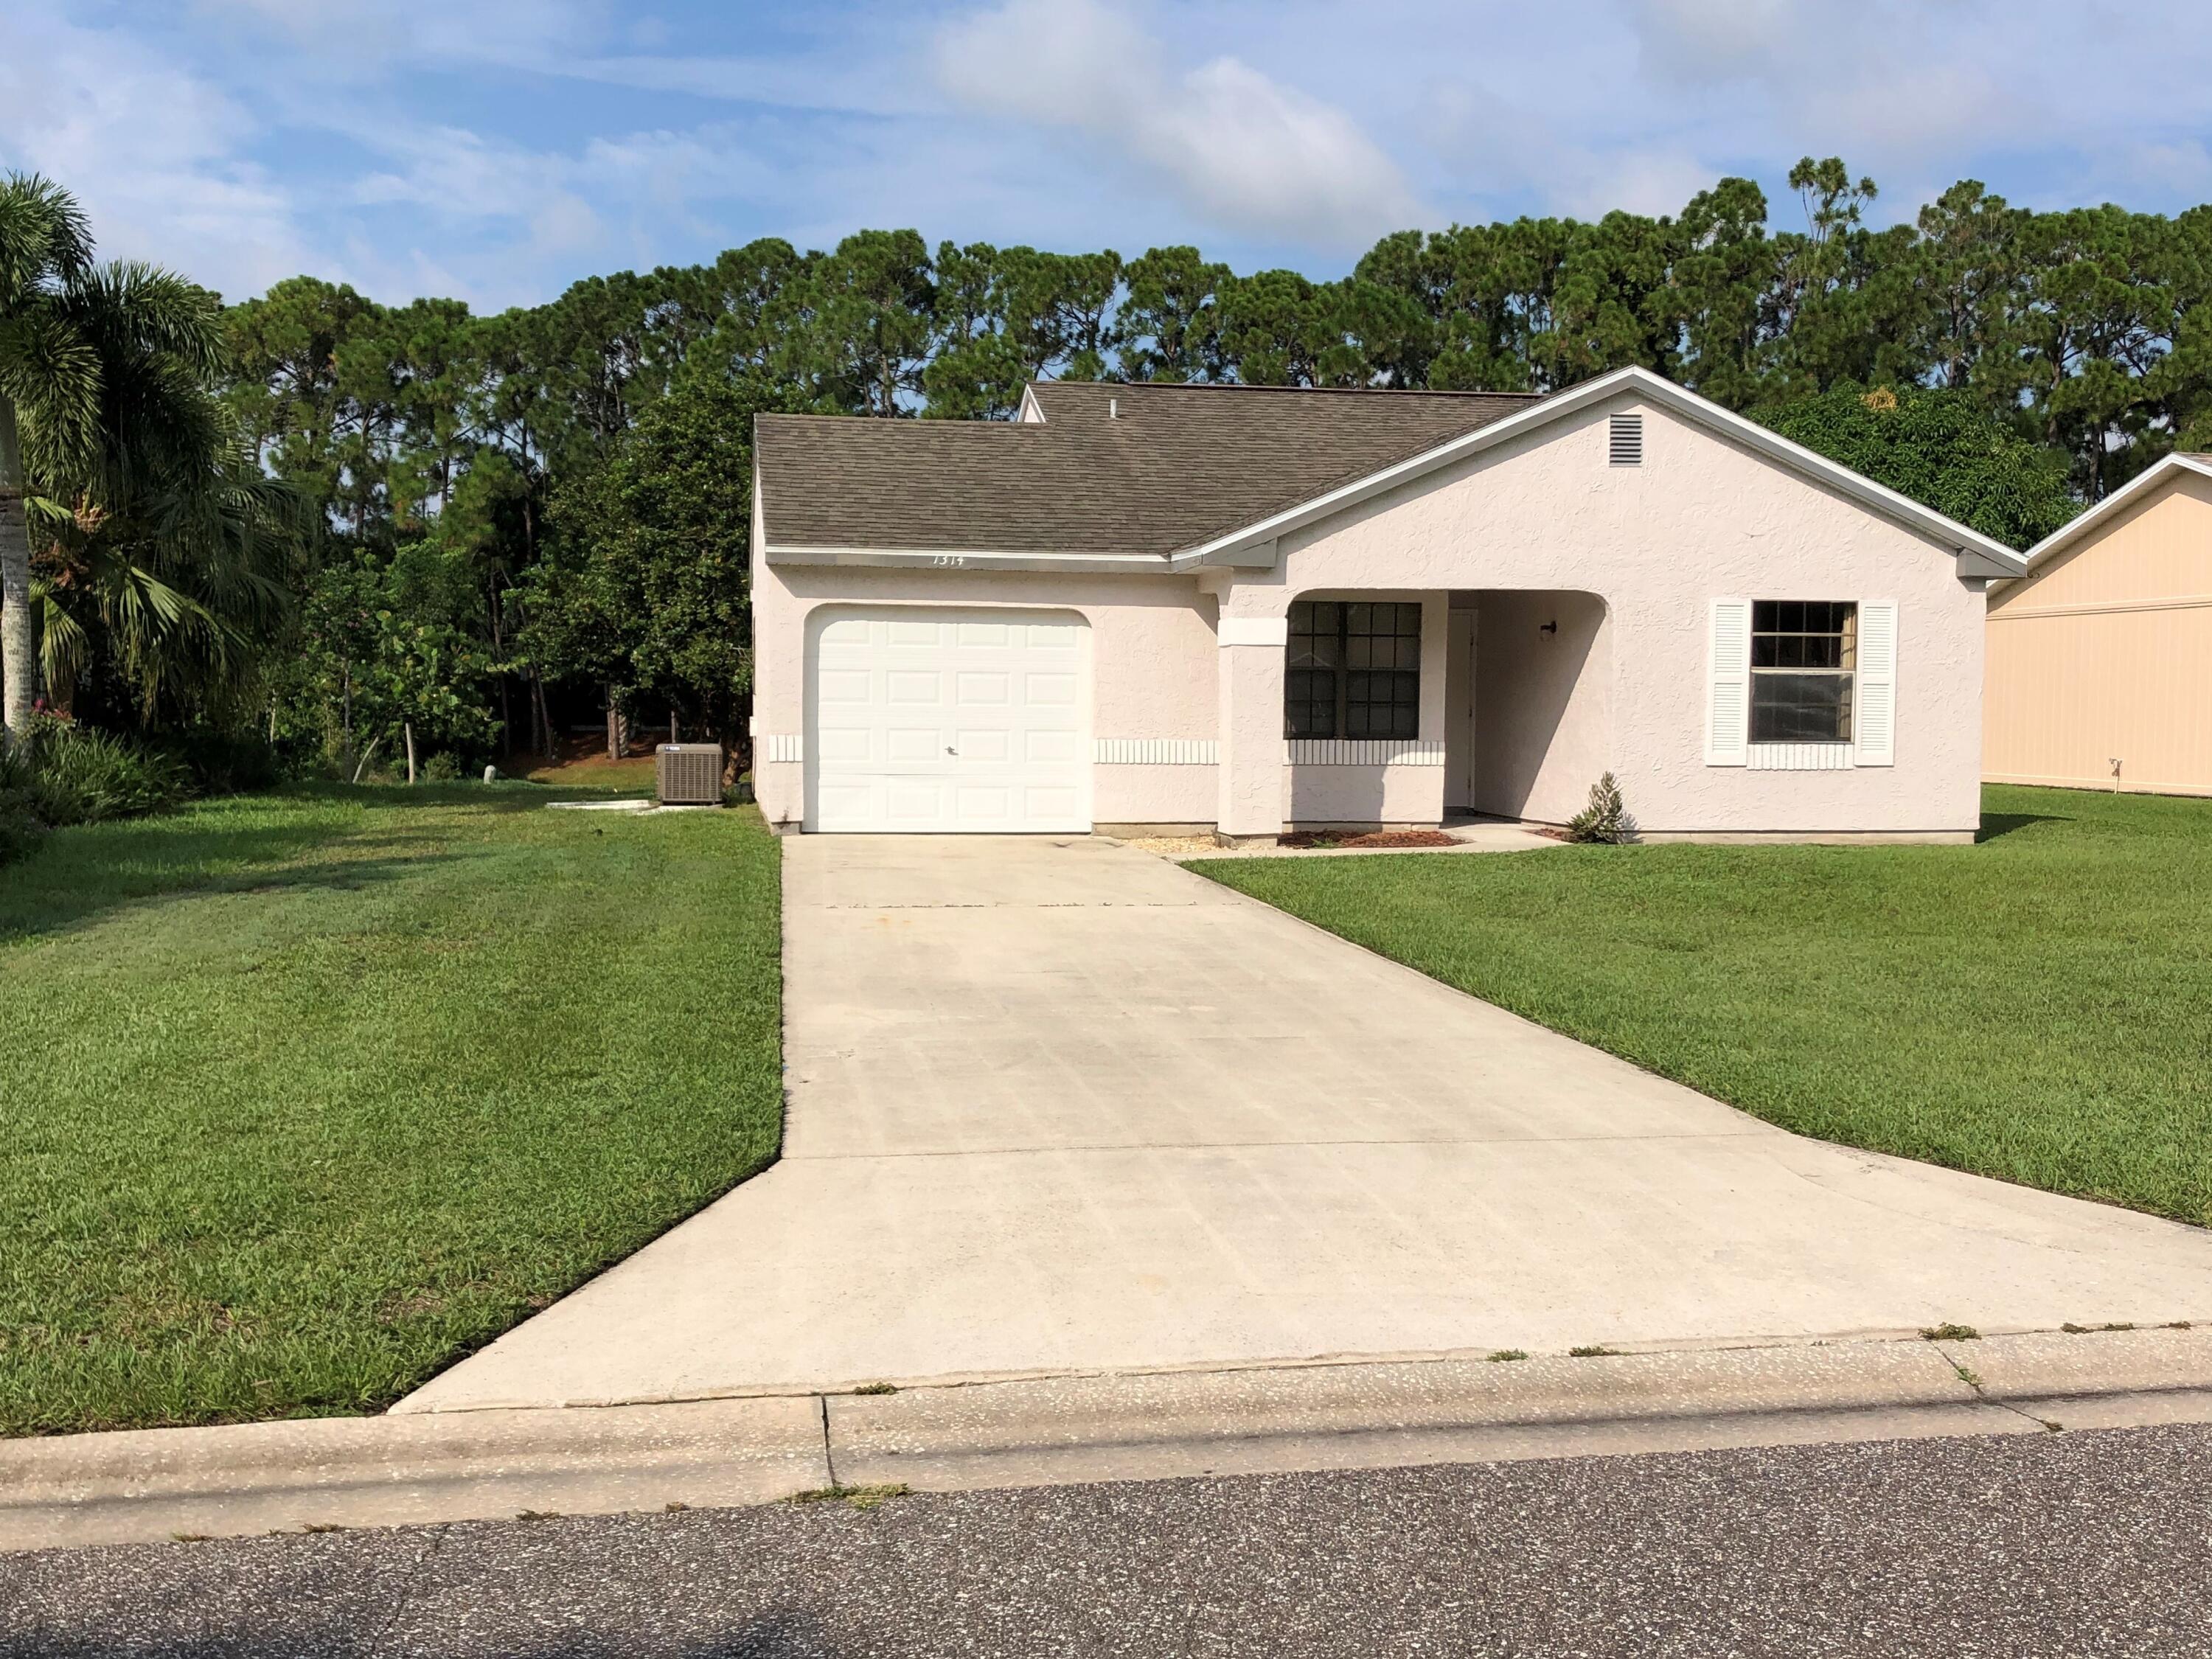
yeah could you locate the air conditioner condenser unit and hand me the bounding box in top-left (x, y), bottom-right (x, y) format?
top-left (656, 743), bottom-right (725, 806)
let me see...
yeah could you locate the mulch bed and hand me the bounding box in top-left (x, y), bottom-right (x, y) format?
top-left (1278, 829), bottom-right (1460, 849)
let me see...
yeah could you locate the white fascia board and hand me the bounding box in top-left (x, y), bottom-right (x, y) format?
top-left (763, 543), bottom-right (1180, 575)
top-left (1169, 366), bottom-right (2029, 581)
top-left (1015, 384), bottom-right (1048, 424)
top-left (2014, 453), bottom-right (2212, 575)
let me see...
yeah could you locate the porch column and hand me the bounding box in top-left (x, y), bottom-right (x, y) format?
top-left (1216, 614), bottom-right (1287, 844)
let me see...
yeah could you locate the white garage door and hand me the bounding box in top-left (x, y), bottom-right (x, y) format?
top-left (807, 607), bottom-right (1091, 832)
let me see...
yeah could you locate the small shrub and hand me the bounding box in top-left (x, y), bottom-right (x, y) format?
top-left (1565, 773), bottom-right (1635, 844)
top-left (0, 716), bottom-right (190, 832)
top-left (421, 751), bottom-right (462, 782)
top-left (29, 728), bottom-right (189, 825)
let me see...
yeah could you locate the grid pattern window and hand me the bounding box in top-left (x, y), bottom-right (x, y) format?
top-left (1284, 601), bottom-right (1423, 740)
top-left (1750, 600), bottom-right (1857, 743)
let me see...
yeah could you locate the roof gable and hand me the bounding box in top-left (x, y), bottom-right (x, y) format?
top-left (1994, 453), bottom-right (2212, 611)
top-left (756, 367), bottom-right (2025, 580)
top-left (2010, 452), bottom-right (2212, 580)
top-left (1175, 367), bottom-right (2026, 580)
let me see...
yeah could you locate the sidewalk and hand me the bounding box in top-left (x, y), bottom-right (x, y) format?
top-left (8, 1326), bottom-right (2210, 1553)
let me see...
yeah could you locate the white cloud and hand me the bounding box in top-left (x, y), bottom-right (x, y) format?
top-left (1556, 149), bottom-right (1719, 221)
top-left (0, 6), bottom-right (319, 300)
top-left (1630, 0), bottom-right (1803, 85)
top-left (17, 0), bottom-right (2212, 317)
top-left (933, 0), bottom-right (1424, 250)
top-left (192, 0), bottom-right (611, 78)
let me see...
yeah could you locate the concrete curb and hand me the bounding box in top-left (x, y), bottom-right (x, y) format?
top-left (6, 1327), bottom-right (2208, 1554)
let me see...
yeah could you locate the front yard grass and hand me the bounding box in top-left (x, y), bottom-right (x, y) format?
top-left (1, 785), bottom-right (781, 1436)
top-left (1190, 785), bottom-right (2212, 1229)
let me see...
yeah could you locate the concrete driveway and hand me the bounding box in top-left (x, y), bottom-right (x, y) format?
top-left (401, 836), bottom-right (2212, 1413)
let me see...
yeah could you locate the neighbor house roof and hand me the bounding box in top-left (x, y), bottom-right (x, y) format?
top-left (753, 380), bottom-right (1537, 563)
top-left (754, 366), bottom-right (2027, 580)
top-left (2010, 451), bottom-right (2212, 578)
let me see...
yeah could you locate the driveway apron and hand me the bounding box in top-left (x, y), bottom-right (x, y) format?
top-left (400, 835), bottom-right (2212, 1412)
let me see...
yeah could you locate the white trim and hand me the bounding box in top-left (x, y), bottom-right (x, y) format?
top-left (1284, 739), bottom-right (1445, 767)
top-left (1219, 616), bottom-right (1290, 647)
top-left (1748, 742), bottom-right (1854, 771)
top-left (1170, 366), bottom-right (2025, 580)
top-left (1093, 738), bottom-right (1217, 765)
top-left (2012, 452), bottom-right (2212, 574)
top-left (1705, 598), bottom-right (1751, 766)
top-left (1853, 599), bottom-right (1898, 766)
top-left (765, 544), bottom-right (1207, 574)
top-left (759, 734), bottom-right (804, 764)
top-left (1992, 591), bottom-right (2212, 621)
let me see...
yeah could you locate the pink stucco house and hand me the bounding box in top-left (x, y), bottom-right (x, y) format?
top-left (748, 366), bottom-right (2023, 845)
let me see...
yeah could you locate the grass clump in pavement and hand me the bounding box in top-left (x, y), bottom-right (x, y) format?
top-left (1, 784), bottom-right (782, 1436)
top-left (791, 1483), bottom-right (910, 1511)
top-left (1486, 1349), bottom-right (1529, 1363)
top-left (1920, 1324), bottom-right (1981, 1342)
top-left (1568, 1346), bottom-right (1623, 1358)
top-left (1191, 786), bottom-right (2212, 1228)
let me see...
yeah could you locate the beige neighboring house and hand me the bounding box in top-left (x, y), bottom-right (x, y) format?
top-left (748, 366), bottom-right (2024, 844)
top-left (1986, 453), bottom-right (2212, 797)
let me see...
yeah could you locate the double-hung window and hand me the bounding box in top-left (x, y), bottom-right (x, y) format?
top-left (1750, 600), bottom-right (1857, 743)
top-left (1285, 600), bottom-right (1422, 740)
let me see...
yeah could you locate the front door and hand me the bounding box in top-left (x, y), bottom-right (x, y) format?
top-left (1445, 606), bottom-right (1478, 813)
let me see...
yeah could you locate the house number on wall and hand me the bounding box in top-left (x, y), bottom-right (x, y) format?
top-left (931, 554), bottom-right (967, 567)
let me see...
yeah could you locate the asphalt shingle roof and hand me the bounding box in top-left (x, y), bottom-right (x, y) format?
top-left (754, 380), bottom-right (1541, 559)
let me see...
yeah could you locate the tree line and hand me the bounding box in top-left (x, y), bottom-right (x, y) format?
top-left (1, 156), bottom-right (2194, 779)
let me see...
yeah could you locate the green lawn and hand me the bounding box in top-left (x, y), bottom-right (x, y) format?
top-left (1, 785), bottom-right (782, 1436)
top-left (1192, 786), bottom-right (2212, 1229)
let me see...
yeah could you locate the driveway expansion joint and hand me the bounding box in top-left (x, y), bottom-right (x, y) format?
top-left (815, 1394), bottom-right (839, 1488)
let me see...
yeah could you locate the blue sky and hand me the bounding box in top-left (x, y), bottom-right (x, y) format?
top-left (8, 0), bottom-right (2212, 313)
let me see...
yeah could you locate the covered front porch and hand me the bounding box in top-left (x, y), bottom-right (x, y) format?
top-left (1214, 587), bottom-right (1612, 846)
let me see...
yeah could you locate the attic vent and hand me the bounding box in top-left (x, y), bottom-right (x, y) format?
top-left (1609, 413), bottom-right (1644, 466)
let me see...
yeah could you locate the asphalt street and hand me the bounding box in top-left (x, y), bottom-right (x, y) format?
top-left (7, 1422), bottom-right (2211, 1658)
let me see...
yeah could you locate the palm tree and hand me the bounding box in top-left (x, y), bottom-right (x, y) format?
top-left (0, 174), bottom-right (262, 737)
top-left (0, 174), bottom-right (99, 740)
top-left (32, 262), bottom-right (301, 723)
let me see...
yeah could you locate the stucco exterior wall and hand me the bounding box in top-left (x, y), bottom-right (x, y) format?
top-left (1985, 472), bottom-right (2212, 796)
top-left (754, 388), bottom-right (1989, 838)
top-left (748, 552), bottom-right (1221, 829)
top-left (1216, 392), bottom-right (1988, 836)
top-left (1472, 590), bottom-right (1612, 824)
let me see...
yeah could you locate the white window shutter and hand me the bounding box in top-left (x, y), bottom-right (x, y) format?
top-left (1705, 599), bottom-right (1750, 765)
top-left (1855, 600), bottom-right (1897, 765)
